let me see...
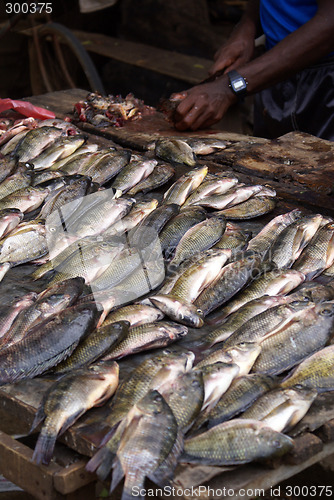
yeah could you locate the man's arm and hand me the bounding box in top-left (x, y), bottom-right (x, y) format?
top-left (174, 0), bottom-right (334, 131)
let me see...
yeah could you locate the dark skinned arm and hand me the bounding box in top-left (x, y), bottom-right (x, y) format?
top-left (174, 0), bottom-right (334, 131)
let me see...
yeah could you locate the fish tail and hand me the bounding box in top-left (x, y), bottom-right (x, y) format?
top-left (32, 429), bottom-right (57, 465)
top-left (122, 473), bottom-right (144, 500)
top-left (86, 446), bottom-right (115, 481)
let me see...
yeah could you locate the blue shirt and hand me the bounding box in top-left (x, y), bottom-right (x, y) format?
top-left (260, 0), bottom-right (318, 50)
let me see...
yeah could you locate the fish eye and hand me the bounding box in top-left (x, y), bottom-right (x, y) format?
top-left (320, 308), bottom-right (333, 316)
top-left (191, 380), bottom-right (200, 387)
top-left (154, 394), bottom-right (162, 402)
top-left (273, 440), bottom-right (282, 448)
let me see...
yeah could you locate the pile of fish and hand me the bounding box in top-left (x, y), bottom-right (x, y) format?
top-left (0, 115), bottom-right (334, 498)
top-left (73, 92), bottom-right (156, 128)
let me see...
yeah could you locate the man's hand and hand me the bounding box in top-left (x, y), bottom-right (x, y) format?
top-left (173, 76), bottom-right (237, 131)
top-left (209, 33), bottom-right (255, 76)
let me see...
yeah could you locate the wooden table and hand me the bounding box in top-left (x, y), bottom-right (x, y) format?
top-left (0, 89), bottom-right (334, 500)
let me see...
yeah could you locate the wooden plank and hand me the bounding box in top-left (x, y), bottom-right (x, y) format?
top-left (53, 460), bottom-right (95, 496)
top-left (72, 31), bottom-right (212, 85)
top-left (0, 430), bottom-right (62, 500)
top-left (233, 131), bottom-right (334, 194)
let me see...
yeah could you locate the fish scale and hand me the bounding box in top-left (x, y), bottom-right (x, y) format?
top-left (252, 301), bottom-right (334, 375)
top-left (169, 216), bottom-right (226, 269)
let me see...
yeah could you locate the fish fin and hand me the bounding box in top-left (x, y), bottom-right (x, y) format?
top-left (58, 409), bottom-right (85, 436)
top-left (29, 405), bottom-right (46, 434)
top-left (86, 446), bottom-right (115, 480)
top-left (179, 452), bottom-right (227, 466)
top-left (148, 430), bottom-right (183, 487)
top-left (32, 428), bottom-right (57, 465)
top-left (114, 189), bottom-right (122, 199)
top-left (110, 456), bottom-right (125, 493)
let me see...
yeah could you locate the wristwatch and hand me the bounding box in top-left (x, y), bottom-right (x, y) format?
top-left (227, 70), bottom-right (248, 98)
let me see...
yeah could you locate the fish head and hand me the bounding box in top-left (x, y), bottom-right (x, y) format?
top-left (137, 389), bottom-right (168, 416)
top-left (316, 301), bottom-right (334, 318)
top-left (259, 425), bottom-right (295, 458)
top-left (226, 342), bottom-right (261, 375)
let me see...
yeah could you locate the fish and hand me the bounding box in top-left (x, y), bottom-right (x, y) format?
top-left (104, 199), bottom-right (158, 237)
top-left (149, 294), bottom-right (204, 328)
top-left (127, 163), bottom-right (175, 195)
top-left (57, 150), bottom-right (102, 175)
top-left (205, 374), bottom-right (277, 429)
top-left (163, 166), bottom-right (208, 207)
top-left (0, 164), bottom-right (34, 201)
top-left (89, 250), bottom-right (143, 292)
top-left (191, 185), bottom-right (264, 210)
top-left (0, 158), bottom-right (18, 184)
top-left (288, 282), bottom-right (334, 303)
top-left (0, 219), bottom-right (47, 266)
top-left (240, 387), bottom-right (317, 432)
top-left (0, 208), bottom-right (23, 238)
top-left (214, 222), bottom-right (251, 251)
top-left (197, 362), bottom-right (240, 412)
top-left (170, 248), bottom-right (231, 303)
top-left (182, 177), bottom-right (239, 207)
top-left (38, 175), bottom-right (91, 219)
top-left (182, 419), bottom-right (294, 465)
top-left (70, 198), bottom-right (134, 239)
top-left (48, 143), bottom-right (99, 171)
top-left (84, 149), bottom-right (131, 185)
top-left (197, 342), bottom-right (261, 376)
top-left (28, 135), bottom-right (86, 170)
top-left (280, 344), bottom-right (334, 392)
top-left (32, 170), bottom-right (68, 187)
top-left (215, 196), bottom-right (276, 219)
top-left (129, 203), bottom-right (179, 250)
top-left (0, 302), bottom-right (101, 384)
top-left (0, 292), bottom-right (38, 339)
top-left (184, 138), bottom-right (228, 155)
top-left (168, 216), bottom-right (226, 270)
top-left (252, 301), bottom-right (334, 375)
top-left (103, 321), bottom-right (188, 360)
top-left (160, 370), bottom-right (204, 431)
top-left (155, 138), bottom-right (197, 166)
top-left (53, 321), bottom-right (129, 373)
top-left (159, 207), bottom-right (207, 259)
top-left (223, 300), bottom-right (316, 348)
top-left (217, 269), bottom-right (305, 319)
top-left (103, 350), bottom-right (194, 431)
top-left (269, 214), bottom-right (323, 268)
top-left (247, 209), bottom-right (303, 256)
top-left (102, 304), bottom-right (164, 327)
top-left (194, 253), bottom-right (264, 316)
top-left (205, 295), bottom-right (293, 345)
top-left (0, 185), bottom-right (49, 213)
top-left (48, 240), bottom-right (124, 285)
top-left (31, 360), bottom-right (119, 465)
top-left (106, 254), bottom-right (166, 308)
top-left (87, 390), bottom-right (178, 496)
top-left (13, 126), bottom-right (65, 163)
top-left (112, 159), bottom-right (157, 198)
top-left (0, 277), bottom-right (85, 348)
top-left (1, 130), bottom-right (31, 156)
top-left (292, 222), bottom-right (334, 280)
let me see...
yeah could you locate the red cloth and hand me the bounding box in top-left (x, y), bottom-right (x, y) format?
top-left (0, 99), bottom-right (55, 120)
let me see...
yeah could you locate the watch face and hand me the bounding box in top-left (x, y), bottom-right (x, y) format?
top-left (233, 78), bottom-right (247, 92)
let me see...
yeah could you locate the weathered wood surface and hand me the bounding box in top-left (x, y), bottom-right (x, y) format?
top-left (73, 31), bottom-right (213, 86)
top-left (26, 90), bottom-right (334, 215)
